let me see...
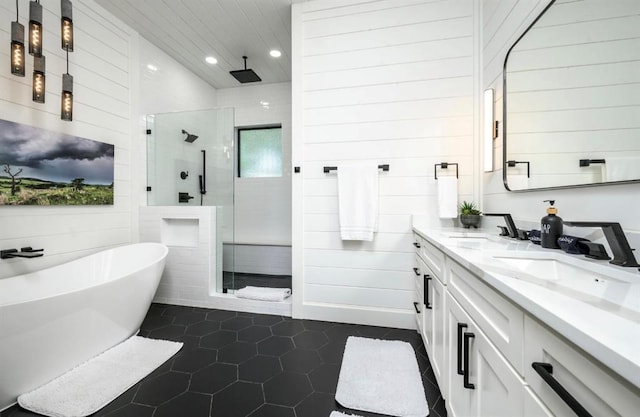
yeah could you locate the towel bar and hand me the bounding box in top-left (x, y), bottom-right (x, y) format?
top-left (434, 162), bottom-right (458, 179)
top-left (506, 160), bottom-right (530, 178)
top-left (579, 159), bottom-right (605, 167)
top-left (323, 164), bottom-right (389, 173)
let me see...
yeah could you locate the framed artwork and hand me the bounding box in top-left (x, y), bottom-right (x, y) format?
top-left (0, 119), bottom-right (114, 206)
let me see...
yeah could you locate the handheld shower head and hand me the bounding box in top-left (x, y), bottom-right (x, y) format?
top-left (182, 129), bottom-right (198, 143)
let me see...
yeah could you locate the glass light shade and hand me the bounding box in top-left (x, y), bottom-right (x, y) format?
top-left (61, 73), bottom-right (73, 121)
top-left (61, 0), bottom-right (74, 51)
top-left (32, 55), bottom-right (46, 103)
top-left (11, 22), bottom-right (25, 76)
top-left (29, 1), bottom-right (43, 56)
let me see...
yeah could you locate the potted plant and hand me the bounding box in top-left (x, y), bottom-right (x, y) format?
top-left (459, 201), bottom-right (482, 228)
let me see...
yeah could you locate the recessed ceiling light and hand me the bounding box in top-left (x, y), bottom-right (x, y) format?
top-left (146, 64), bottom-right (158, 72)
top-left (269, 49), bottom-right (282, 58)
top-left (205, 56), bottom-right (218, 65)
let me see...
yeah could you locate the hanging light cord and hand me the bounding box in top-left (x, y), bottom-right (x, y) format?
top-left (66, 47), bottom-right (69, 73)
top-left (16, 0), bottom-right (18, 21)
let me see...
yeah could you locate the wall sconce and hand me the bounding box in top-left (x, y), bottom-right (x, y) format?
top-left (61, 0), bottom-right (73, 51)
top-left (10, 0), bottom-right (25, 77)
top-left (483, 88), bottom-right (497, 172)
top-left (28, 0), bottom-right (43, 56)
top-left (32, 55), bottom-right (45, 103)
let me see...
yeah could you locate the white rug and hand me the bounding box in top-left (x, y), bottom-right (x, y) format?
top-left (335, 336), bottom-right (429, 417)
top-left (330, 412), bottom-right (363, 417)
top-left (18, 336), bottom-right (183, 417)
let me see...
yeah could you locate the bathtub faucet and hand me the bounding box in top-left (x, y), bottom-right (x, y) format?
top-left (1, 247), bottom-right (44, 259)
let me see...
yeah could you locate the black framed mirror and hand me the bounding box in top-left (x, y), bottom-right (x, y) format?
top-left (503, 0), bottom-right (640, 192)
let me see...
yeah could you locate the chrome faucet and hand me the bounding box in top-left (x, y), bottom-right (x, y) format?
top-left (564, 222), bottom-right (639, 269)
top-left (483, 213), bottom-right (518, 238)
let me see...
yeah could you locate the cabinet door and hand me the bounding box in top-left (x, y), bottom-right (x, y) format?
top-left (413, 256), bottom-right (426, 341)
top-left (524, 316), bottom-right (640, 417)
top-left (431, 275), bottom-right (447, 396)
top-left (446, 293), bottom-right (524, 417)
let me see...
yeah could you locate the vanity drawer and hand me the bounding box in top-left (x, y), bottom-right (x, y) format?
top-left (524, 316), bottom-right (640, 417)
top-left (447, 258), bottom-right (525, 375)
top-left (414, 234), bottom-right (446, 283)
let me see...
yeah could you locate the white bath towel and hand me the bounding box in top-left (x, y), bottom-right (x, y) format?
top-left (330, 412), bottom-right (363, 417)
top-left (437, 176), bottom-right (458, 219)
top-left (338, 163), bottom-right (379, 241)
top-left (236, 286), bottom-right (291, 301)
top-left (602, 156), bottom-right (640, 182)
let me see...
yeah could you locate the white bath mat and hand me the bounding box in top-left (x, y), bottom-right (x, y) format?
top-left (18, 336), bottom-right (183, 417)
top-left (236, 286), bottom-right (291, 301)
top-left (335, 336), bottom-right (429, 417)
top-left (330, 412), bottom-right (363, 417)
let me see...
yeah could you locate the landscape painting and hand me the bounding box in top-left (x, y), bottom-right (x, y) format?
top-left (0, 119), bottom-right (114, 206)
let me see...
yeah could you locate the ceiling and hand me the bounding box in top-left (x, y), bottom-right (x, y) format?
top-left (95, 0), bottom-right (295, 89)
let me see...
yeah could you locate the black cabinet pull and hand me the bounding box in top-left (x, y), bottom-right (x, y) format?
top-left (457, 323), bottom-right (467, 375)
top-left (413, 242), bottom-right (421, 248)
top-left (463, 332), bottom-right (475, 389)
top-left (413, 301), bottom-right (421, 314)
top-left (532, 362), bottom-right (593, 417)
top-left (424, 275), bottom-right (432, 309)
top-left (413, 267), bottom-right (420, 276)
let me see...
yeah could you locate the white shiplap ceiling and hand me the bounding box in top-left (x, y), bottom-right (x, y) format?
top-left (95, 0), bottom-right (295, 89)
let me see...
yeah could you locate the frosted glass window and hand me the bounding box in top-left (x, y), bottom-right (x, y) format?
top-left (238, 126), bottom-right (282, 178)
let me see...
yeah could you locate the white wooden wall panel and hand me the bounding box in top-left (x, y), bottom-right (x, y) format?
top-left (293, 0), bottom-right (478, 328)
top-left (0, 1), bottom-right (137, 280)
top-left (306, 267), bottom-right (413, 291)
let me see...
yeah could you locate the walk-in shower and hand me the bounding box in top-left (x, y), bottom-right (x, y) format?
top-left (144, 108), bottom-right (236, 294)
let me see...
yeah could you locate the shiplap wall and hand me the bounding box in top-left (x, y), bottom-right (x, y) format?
top-left (0, 1), bottom-right (137, 279)
top-left (483, 0), bottom-right (640, 240)
top-left (292, 0), bottom-right (479, 328)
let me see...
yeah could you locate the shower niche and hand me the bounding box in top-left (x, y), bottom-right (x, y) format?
top-left (144, 108), bottom-right (236, 297)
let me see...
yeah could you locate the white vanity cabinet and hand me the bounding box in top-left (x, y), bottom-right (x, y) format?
top-left (413, 235), bottom-right (447, 396)
top-left (446, 292), bottom-right (525, 417)
top-left (524, 316), bottom-right (640, 417)
top-left (412, 229), bottom-right (639, 417)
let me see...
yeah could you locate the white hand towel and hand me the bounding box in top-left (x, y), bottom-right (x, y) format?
top-left (236, 286), bottom-right (291, 301)
top-left (602, 157), bottom-right (640, 182)
top-left (338, 163), bottom-right (379, 241)
top-left (437, 176), bottom-right (458, 219)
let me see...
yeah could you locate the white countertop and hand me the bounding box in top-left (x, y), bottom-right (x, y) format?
top-left (412, 223), bottom-right (640, 389)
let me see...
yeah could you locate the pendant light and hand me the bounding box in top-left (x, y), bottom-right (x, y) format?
top-left (32, 55), bottom-right (46, 103)
top-left (28, 0), bottom-right (43, 56)
top-left (10, 1), bottom-right (25, 77)
top-left (61, 49), bottom-right (73, 121)
top-left (61, 0), bottom-right (73, 51)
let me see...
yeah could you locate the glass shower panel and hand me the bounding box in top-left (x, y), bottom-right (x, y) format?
top-left (146, 108), bottom-right (235, 293)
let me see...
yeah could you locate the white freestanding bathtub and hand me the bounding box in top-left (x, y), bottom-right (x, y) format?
top-left (0, 242), bottom-right (169, 411)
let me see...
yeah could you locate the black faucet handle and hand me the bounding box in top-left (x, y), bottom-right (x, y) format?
top-left (21, 247), bottom-right (43, 253)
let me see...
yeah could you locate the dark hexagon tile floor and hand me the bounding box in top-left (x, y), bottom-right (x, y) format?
top-left (1, 303), bottom-right (447, 417)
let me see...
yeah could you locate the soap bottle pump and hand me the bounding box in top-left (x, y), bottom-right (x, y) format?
top-left (541, 200), bottom-right (563, 249)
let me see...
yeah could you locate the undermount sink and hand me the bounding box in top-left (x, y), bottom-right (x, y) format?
top-left (443, 232), bottom-right (489, 240)
top-left (484, 251), bottom-right (640, 320)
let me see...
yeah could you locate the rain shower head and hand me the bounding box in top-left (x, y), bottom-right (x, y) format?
top-left (230, 56), bottom-right (261, 83)
top-left (182, 129), bottom-right (198, 143)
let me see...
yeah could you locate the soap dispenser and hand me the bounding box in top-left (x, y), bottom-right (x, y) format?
top-left (541, 200), bottom-right (563, 249)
